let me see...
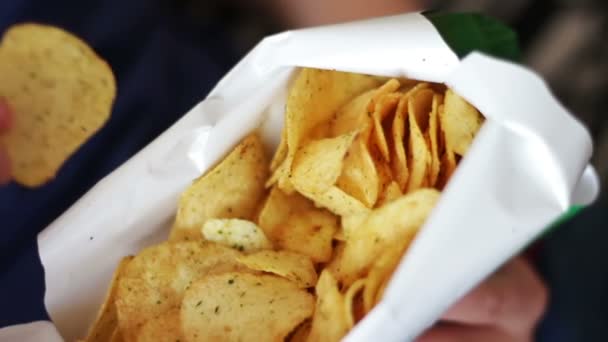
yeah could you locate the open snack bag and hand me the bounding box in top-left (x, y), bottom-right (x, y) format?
top-left (0, 12), bottom-right (599, 342)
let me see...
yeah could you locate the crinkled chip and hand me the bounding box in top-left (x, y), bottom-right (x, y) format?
top-left (338, 189), bottom-right (440, 285)
top-left (180, 272), bottom-right (314, 342)
top-left (268, 68), bottom-right (381, 193)
top-left (258, 187), bottom-right (338, 263)
top-left (308, 270), bottom-right (348, 342)
top-left (135, 309), bottom-right (181, 342)
top-left (442, 89), bottom-right (484, 156)
top-left (336, 137), bottom-right (379, 208)
top-left (0, 23), bottom-right (116, 187)
top-left (115, 241), bottom-right (243, 340)
top-left (291, 132), bottom-right (357, 195)
top-left (202, 218), bottom-right (272, 252)
top-left (85, 257), bottom-right (132, 342)
top-left (171, 133), bottom-right (268, 241)
top-left (237, 250), bottom-right (317, 288)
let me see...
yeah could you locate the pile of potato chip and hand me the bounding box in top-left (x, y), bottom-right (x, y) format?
top-left (83, 68), bottom-right (483, 342)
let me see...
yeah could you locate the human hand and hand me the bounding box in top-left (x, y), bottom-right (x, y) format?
top-left (0, 98), bottom-right (12, 184)
top-left (418, 257), bottom-right (548, 342)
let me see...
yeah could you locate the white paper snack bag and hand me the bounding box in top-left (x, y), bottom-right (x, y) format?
top-left (0, 12), bottom-right (599, 342)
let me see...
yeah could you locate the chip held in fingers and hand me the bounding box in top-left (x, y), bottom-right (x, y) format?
top-left (84, 67), bottom-right (486, 342)
top-left (0, 23), bottom-right (116, 187)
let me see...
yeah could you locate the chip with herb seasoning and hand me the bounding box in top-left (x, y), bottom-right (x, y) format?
top-left (201, 218), bottom-right (272, 253)
top-left (181, 272), bottom-right (314, 342)
top-left (0, 23), bottom-right (116, 187)
top-left (170, 133), bottom-right (269, 242)
top-left (236, 250), bottom-right (317, 288)
top-left (84, 68), bottom-right (486, 342)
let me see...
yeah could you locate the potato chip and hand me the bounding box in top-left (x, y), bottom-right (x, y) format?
top-left (330, 89), bottom-right (375, 139)
top-left (376, 180), bottom-right (402, 207)
top-left (85, 257), bottom-right (132, 342)
top-left (371, 92), bottom-right (401, 162)
top-left (437, 105), bottom-right (458, 189)
top-left (0, 23), bottom-right (116, 187)
top-left (135, 309), bottom-right (181, 342)
top-left (337, 189), bottom-right (440, 285)
top-left (202, 218), bottom-right (272, 252)
top-left (442, 89), bottom-right (484, 156)
top-left (270, 128), bottom-right (288, 172)
top-left (258, 187), bottom-right (337, 263)
top-left (336, 137), bottom-right (379, 208)
top-left (109, 328), bottom-right (123, 342)
top-left (268, 68), bottom-right (381, 193)
top-left (308, 186), bottom-right (369, 218)
top-left (171, 133), bottom-right (268, 241)
top-left (292, 132), bottom-right (357, 195)
top-left (344, 278), bottom-right (366, 328)
top-left (371, 152), bottom-right (394, 206)
top-left (288, 320), bottom-right (311, 342)
top-left (181, 272), bottom-right (314, 342)
top-left (405, 89), bottom-right (434, 192)
top-left (325, 241), bottom-right (346, 279)
top-left (427, 93), bottom-right (443, 187)
top-left (363, 242), bottom-right (409, 313)
top-left (115, 241), bottom-right (243, 340)
top-left (390, 94), bottom-right (409, 190)
top-left (308, 270), bottom-right (349, 342)
top-left (237, 250), bottom-right (317, 288)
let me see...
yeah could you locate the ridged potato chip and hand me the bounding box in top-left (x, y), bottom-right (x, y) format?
top-left (308, 270), bottom-right (348, 342)
top-left (237, 250), bottom-right (317, 288)
top-left (115, 241), bottom-right (243, 341)
top-left (171, 133), bottom-right (268, 241)
top-left (202, 218), bottom-right (272, 252)
top-left (0, 23), bottom-right (116, 187)
top-left (181, 272), bottom-right (314, 342)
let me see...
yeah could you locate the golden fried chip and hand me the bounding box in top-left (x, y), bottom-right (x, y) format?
top-left (0, 23), bottom-right (116, 187)
top-left (85, 257), bottom-right (132, 342)
top-left (115, 241), bottom-right (243, 340)
top-left (258, 187), bottom-right (338, 263)
top-left (202, 218), bottom-right (272, 252)
top-left (337, 189), bottom-right (440, 285)
top-left (268, 68), bottom-right (381, 193)
top-left (181, 272), bottom-right (314, 342)
top-left (270, 128), bottom-right (288, 172)
top-left (371, 91), bottom-right (401, 162)
top-left (135, 309), bottom-right (181, 342)
top-left (390, 94), bottom-right (409, 190)
top-left (442, 89), bottom-right (484, 156)
top-left (308, 186), bottom-right (369, 218)
top-left (330, 89), bottom-right (375, 139)
top-left (427, 93), bottom-right (442, 187)
top-left (109, 328), bottom-right (123, 342)
top-left (288, 320), bottom-right (311, 342)
top-left (292, 132), bottom-right (357, 195)
top-left (363, 242), bottom-right (408, 313)
top-left (344, 278), bottom-right (366, 328)
top-left (376, 180), bottom-right (403, 207)
top-left (336, 137), bottom-right (380, 208)
top-left (437, 105), bottom-right (458, 189)
top-left (405, 89), bottom-right (434, 192)
top-left (308, 270), bottom-right (348, 342)
top-left (171, 133), bottom-right (268, 241)
top-left (237, 250), bottom-right (317, 288)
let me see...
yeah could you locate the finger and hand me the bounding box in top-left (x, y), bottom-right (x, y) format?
top-left (0, 149), bottom-right (10, 184)
top-left (416, 323), bottom-right (526, 342)
top-left (442, 257), bottom-right (548, 331)
top-left (0, 97), bottom-right (13, 132)
top-left (441, 257), bottom-right (548, 335)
